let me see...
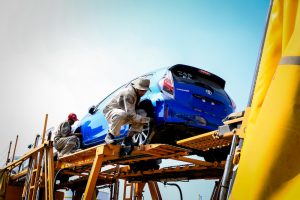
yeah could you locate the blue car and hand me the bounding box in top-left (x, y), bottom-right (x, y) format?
top-left (76, 64), bottom-right (235, 149)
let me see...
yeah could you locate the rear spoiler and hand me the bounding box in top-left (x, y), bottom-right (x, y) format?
top-left (169, 64), bottom-right (226, 89)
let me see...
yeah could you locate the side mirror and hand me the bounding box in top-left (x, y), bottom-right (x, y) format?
top-left (88, 106), bottom-right (96, 115)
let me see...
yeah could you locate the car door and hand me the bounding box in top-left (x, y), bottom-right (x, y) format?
top-left (81, 84), bottom-right (129, 147)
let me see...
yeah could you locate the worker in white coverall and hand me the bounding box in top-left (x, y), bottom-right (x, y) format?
top-left (103, 77), bottom-right (151, 150)
top-left (54, 113), bottom-right (82, 157)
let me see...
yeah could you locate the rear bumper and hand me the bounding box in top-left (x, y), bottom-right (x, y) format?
top-left (155, 99), bottom-right (224, 131)
top-left (151, 122), bottom-right (211, 144)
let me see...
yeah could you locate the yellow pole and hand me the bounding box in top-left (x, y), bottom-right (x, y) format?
top-left (135, 182), bottom-right (146, 200)
top-left (11, 134), bottom-right (19, 163)
top-left (47, 142), bottom-right (55, 200)
top-left (41, 114), bottom-right (48, 143)
top-left (83, 146), bottom-right (105, 200)
top-left (31, 114), bottom-right (48, 200)
top-left (5, 141), bottom-right (12, 165)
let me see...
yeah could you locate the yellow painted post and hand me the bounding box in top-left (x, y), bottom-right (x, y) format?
top-left (123, 179), bottom-right (132, 200)
top-left (31, 149), bottom-right (44, 200)
top-left (148, 181), bottom-right (162, 200)
top-left (230, 0), bottom-right (300, 199)
top-left (5, 141), bottom-right (12, 165)
top-left (11, 135), bottom-right (19, 163)
top-left (22, 135), bottom-right (39, 198)
top-left (153, 182), bottom-right (162, 200)
top-left (31, 114), bottom-right (49, 199)
top-left (41, 114), bottom-right (48, 143)
top-left (113, 165), bottom-right (120, 200)
top-left (44, 149), bottom-right (48, 199)
top-left (83, 146), bottom-right (105, 200)
top-left (135, 182), bottom-right (146, 200)
top-left (47, 142), bottom-right (54, 200)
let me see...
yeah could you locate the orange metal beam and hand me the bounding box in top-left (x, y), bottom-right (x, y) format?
top-left (83, 146), bottom-right (105, 200)
top-left (135, 182), bottom-right (146, 200)
top-left (173, 156), bottom-right (216, 167)
top-left (148, 181), bottom-right (162, 200)
top-left (177, 130), bottom-right (233, 151)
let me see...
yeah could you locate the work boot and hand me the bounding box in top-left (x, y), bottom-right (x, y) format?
top-left (120, 145), bottom-right (134, 157)
top-left (123, 136), bottom-right (133, 146)
top-left (57, 152), bottom-right (63, 159)
top-left (119, 136), bottom-right (134, 156)
top-left (105, 133), bottom-right (118, 145)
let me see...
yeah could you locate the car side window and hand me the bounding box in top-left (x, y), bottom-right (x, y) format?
top-left (95, 74), bottom-right (154, 112)
top-left (124, 74), bottom-right (154, 89)
top-left (95, 84), bottom-right (126, 111)
top-left (142, 73), bottom-right (154, 79)
top-left (128, 74), bottom-right (154, 84)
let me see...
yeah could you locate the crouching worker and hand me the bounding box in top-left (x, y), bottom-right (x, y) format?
top-left (103, 77), bottom-right (151, 154)
top-left (54, 113), bottom-right (82, 158)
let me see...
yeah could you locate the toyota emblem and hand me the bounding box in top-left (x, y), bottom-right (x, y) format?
top-left (206, 89), bottom-right (212, 95)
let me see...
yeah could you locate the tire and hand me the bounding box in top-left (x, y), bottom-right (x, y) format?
top-left (202, 146), bottom-right (231, 162)
top-left (132, 121), bottom-right (155, 146)
top-left (132, 103), bottom-right (156, 145)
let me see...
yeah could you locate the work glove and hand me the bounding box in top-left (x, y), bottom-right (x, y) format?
top-left (74, 132), bottom-right (82, 137)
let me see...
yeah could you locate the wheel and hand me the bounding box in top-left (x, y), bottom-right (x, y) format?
top-left (132, 122), bottom-right (154, 145)
top-left (131, 105), bottom-right (155, 146)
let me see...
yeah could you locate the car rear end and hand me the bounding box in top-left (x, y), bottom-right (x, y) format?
top-left (159, 64), bottom-right (235, 135)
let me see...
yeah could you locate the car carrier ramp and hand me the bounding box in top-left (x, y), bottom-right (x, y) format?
top-left (177, 130), bottom-right (233, 151)
top-left (177, 115), bottom-right (244, 151)
top-left (53, 143), bottom-right (226, 199)
top-left (3, 113), bottom-right (246, 200)
top-left (56, 143), bottom-right (191, 169)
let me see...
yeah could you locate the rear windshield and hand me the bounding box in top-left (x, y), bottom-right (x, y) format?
top-left (170, 64), bottom-right (226, 89)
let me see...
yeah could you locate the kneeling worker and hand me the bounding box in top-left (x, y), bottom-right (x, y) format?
top-left (54, 113), bottom-right (82, 157)
top-left (103, 77), bottom-right (151, 150)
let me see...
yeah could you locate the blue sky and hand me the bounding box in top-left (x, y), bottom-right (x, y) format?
top-left (0, 0), bottom-right (269, 199)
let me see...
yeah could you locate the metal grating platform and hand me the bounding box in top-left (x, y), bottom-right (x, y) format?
top-left (177, 130), bottom-right (233, 151)
top-left (56, 163), bottom-right (225, 190)
top-left (119, 163), bottom-right (224, 182)
top-left (56, 144), bottom-right (191, 169)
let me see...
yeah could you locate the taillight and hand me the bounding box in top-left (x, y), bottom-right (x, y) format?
top-left (163, 78), bottom-right (174, 95)
top-left (199, 69), bottom-right (211, 76)
top-left (162, 71), bottom-right (174, 97)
